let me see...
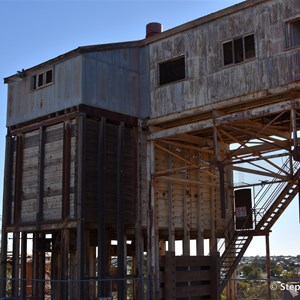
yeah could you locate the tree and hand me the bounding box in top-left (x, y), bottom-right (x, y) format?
top-left (241, 264), bottom-right (262, 280)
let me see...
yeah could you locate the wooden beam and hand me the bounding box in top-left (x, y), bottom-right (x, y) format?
top-left (117, 122), bottom-right (126, 300)
top-left (147, 141), bottom-right (159, 299)
top-left (197, 172), bottom-right (204, 255)
top-left (183, 172), bottom-right (191, 255)
top-left (37, 126), bottom-right (45, 224)
top-left (156, 175), bottom-right (220, 187)
top-left (76, 114), bottom-right (86, 299)
top-left (14, 134), bottom-right (23, 225)
top-left (60, 229), bottom-right (69, 299)
top-left (62, 120), bottom-right (71, 220)
top-left (12, 232), bottom-right (20, 297)
top-left (149, 98), bottom-right (300, 140)
top-left (229, 165), bottom-right (287, 180)
top-left (0, 135), bottom-right (13, 296)
top-left (167, 155), bottom-right (175, 253)
top-left (135, 119), bottom-right (144, 299)
top-left (20, 232), bottom-right (27, 299)
top-left (97, 118), bottom-right (106, 297)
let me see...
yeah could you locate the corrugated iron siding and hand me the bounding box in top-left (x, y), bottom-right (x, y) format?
top-left (7, 56), bottom-right (83, 127)
top-left (7, 47), bottom-right (150, 127)
top-left (82, 47), bottom-right (149, 118)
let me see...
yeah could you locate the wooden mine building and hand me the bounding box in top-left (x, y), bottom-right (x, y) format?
top-left (2, 0), bottom-right (300, 299)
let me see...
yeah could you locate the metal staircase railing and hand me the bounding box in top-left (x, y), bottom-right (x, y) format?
top-left (219, 157), bottom-right (300, 294)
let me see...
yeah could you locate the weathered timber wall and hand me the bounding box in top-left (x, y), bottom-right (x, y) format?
top-left (151, 145), bottom-right (231, 238)
top-left (150, 0), bottom-right (300, 118)
top-left (6, 113), bottom-right (140, 228)
top-left (16, 121), bottom-right (77, 224)
top-left (84, 118), bottom-right (137, 225)
top-left (159, 252), bottom-right (219, 299)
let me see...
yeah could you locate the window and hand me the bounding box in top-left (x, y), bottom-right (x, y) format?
top-left (286, 19), bottom-right (300, 48)
top-left (159, 56), bottom-right (186, 86)
top-left (32, 69), bottom-right (53, 90)
top-left (223, 34), bottom-right (256, 66)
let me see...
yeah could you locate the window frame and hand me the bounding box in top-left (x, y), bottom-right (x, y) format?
top-left (222, 33), bottom-right (256, 66)
top-left (32, 68), bottom-right (53, 90)
top-left (285, 18), bottom-right (300, 49)
top-left (158, 55), bottom-right (186, 86)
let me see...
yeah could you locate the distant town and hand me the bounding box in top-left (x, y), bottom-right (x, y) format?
top-left (230, 255), bottom-right (300, 299)
top-left (238, 255), bottom-right (300, 280)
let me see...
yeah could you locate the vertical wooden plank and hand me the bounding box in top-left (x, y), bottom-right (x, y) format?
top-left (135, 119), bottom-right (144, 299)
top-left (14, 134), bottom-right (23, 225)
top-left (0, 232), bottom-right (8, 297)
top-left (147, 141), bottom-right (159, 299)
top-left (62, 120), bottom-right (71, 220)
top-left (164, 252), bottom-right (176, 300)
top-left (168, 153), bottom-right (175, 252)
top-left (32, 233), bottom-right (39, 297)
top-left (60, 229), bottom-right (69, 300)
top-left (210, 168), bottom-right (217, 253)
top-left (210, 252), bottom-right (220, 300)
top-left (12, 232), bottom-right (20, 298)
top-left (89, 246), bottom-right (97, 299)
top-left (51, 233), bottom-right (59, 300)
top-left (85, 230), bottom-right (91, 299)
top-left (20, 232), bottom-right (27, 299)
top-left (2, 135), bottom-right (13, 226)
top-left (0, 135), bottom-right (13, 296)
top-left (197, 172), bottom-right (204, 255)
top-left (97, 117), bottom-right (107, 297)
top-left (183, 171), bottom-right (191, 256)
top-left (117, 122), bottom-right (126, 300)
top-left (37, 126), bottom-right (45, 223)
top-left (38, 234), bottom-right (45, 299)
top-left (76, 114), bottom-right (86, 300)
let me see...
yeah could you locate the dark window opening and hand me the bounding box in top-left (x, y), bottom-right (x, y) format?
top-left (223, 41), bottom-right (233, 65)
top-left (46, 69), bottom-right (53, 84)
top-left (38, 73), bottom-right (44, 87)
top-left (32, 69), bottom-right (53, 90)
top-left (287, 19), bottom-right (300, 48)
top-left (234, 38), bottom-right (244, 63)
top-left (32, 75), bottom-right (37, 90)
top-left (159, 56), bottom-right (185, 86)
top-left (244, 34), bottom-right (256, 59)
top-left (223, 34), bottom-right (255, 66)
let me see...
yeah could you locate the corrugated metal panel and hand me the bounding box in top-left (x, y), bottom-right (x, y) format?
top-left (7, 46), bottom-right (151, 126)
top-left (82, 47), bottom-right (150, 118)
top-left (7, 55), bottom-right (83, 126)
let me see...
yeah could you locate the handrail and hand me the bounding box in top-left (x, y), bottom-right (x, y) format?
top-left (217, 156), bottom-right (300, 289)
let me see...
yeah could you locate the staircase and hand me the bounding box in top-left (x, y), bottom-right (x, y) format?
top-left (219, 158), bottom-right (300, 293)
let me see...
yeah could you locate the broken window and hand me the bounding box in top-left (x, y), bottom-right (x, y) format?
top-left (32, 68), bottom-right (53, 90)
top-left (286, 19), bottom-right (300, 48)
top-left (45, 69), bottom-right (53, 84)
top-left (223, 34), bottom-right (256, 66)
top-left (223, 41), bottom-right (233, 65)
top-left (159, 56), bottom-right (186, 86)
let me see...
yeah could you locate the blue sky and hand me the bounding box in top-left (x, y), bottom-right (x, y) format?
top-left (0, 0), bottom-right (299, 257)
